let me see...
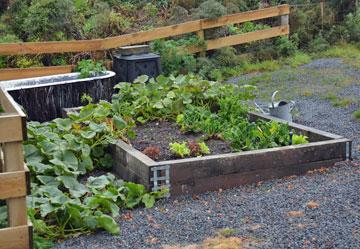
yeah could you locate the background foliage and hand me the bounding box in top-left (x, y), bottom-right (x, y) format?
top-left (0, 0), bottom-right (359, 75)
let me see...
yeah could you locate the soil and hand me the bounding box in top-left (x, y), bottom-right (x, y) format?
top-left (130, 121), bottom-right (232, 161)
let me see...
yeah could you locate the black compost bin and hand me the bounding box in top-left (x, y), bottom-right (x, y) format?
top-left (112, 53), bottom-right (162, 83)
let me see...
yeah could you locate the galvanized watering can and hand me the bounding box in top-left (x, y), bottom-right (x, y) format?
top-left (256, 91), bottom-right (295, 122)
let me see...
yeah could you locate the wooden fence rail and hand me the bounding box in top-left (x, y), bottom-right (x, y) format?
top-left (0, 4), bottom-right (289, 80)
top-left (0, 89), bottom-right (32, 249)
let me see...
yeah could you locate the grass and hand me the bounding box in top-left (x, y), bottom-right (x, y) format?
top-left (316, 44), bottom-right (360, 69)
top-left (324, 93), bottom-right (354, 107)
top-left (215, 44), bottom-right (360, 83)
top-left (353, 109), bottom-right (360, 119)
top-left (218, 228), bottom-right (237, 237)
top-left (284, 52), bottom-right (312, 68)
top-left (216, 52), bottom-right (312, 81)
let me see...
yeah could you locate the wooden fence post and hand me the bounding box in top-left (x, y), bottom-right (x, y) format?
top-left (196, 30), bottom-right (206, 57)
top-left (3, 142), bottom-right (28, 227)
top-left (280, 12), bottom-right (289, 38)
top-left (320, 0), bottom-right (325, 30)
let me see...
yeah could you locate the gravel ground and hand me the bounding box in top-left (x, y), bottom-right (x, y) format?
top-left (54, 58), bottom-right (360, 249)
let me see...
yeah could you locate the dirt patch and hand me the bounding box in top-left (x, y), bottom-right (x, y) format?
top-left (130, 121), bottom-right (232, 161)
top-left (162, 235), bottom-right (257, 249)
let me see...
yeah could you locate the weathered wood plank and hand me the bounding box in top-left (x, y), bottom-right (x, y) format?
top-left (0, 225), bottom-right (31, 249)
top-left (188, 25), bottom-right (289, 53)
top-left (158, 139), bottom-right (348, 183)
top-left (0, 171), bottom-right (27, 199)
top-left (201, 4), bottom-right (289, 29)
top-left (0, 65), bottom-right (73, 81)
top-left (0, 40), bottom-right (103, 56)
top-left (110, 141), bottom-right (155, 188)
top-left (171, 158), bottom-right (342, 195)
top-left (102, 20), bottom-right (201, 49)
top-left (0, 115), bottom-right (24, 143)
top-left (3, 142), bottom-right (28, 227)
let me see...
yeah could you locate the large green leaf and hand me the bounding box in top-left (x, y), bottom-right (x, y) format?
top-left (142, 194), bottom-right (155, 208)
top-left (80, 130), bottom-right (97, 139)
top-left (134, 75), bottom-right (149, 84)
top-left (54, 118), bottom-right (72, 131)
top-left (86, 196), bottom-right (120, 217)
top-left (28, 162), bottom-right (53, 174)
top-left (57, 176), bottom-right (89, 198)
top-left (87, 175), bottom-right (110, 189)
top-left (24, 144), bottom-right (43, 164)
top-left (96, 214), bottom-right (120, 235)
top-left (113, 116), bottom-right (127, 130)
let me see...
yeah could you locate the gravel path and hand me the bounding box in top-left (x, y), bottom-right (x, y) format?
top-left (54, 58), bottom-right (360, 249)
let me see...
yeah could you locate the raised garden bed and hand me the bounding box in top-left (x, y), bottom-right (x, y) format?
top-left (1, 71), bottom-right (115, 122)
top-left (111, 112), bottom-right (352, 195)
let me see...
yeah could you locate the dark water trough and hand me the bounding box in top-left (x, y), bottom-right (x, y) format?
top-left (0, 71), bottom-right (115, 122)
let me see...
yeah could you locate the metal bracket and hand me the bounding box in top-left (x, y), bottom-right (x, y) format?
top-left (346, 140), bottom-right (353, 161)
top-left (150, 165), bottom-right (171, 196)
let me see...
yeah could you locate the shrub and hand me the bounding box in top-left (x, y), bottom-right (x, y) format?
top-left (213, 47), bottom-right (242, 67)
top-left (22, 0), bottom-right (79, 41)
top-left (15, 56), bottom-right (43, 68)
top-left (150, 37), bottom-right (201, 75)
top-left (168, 6), bottom-right (190, 24)
top-left (228, 21), bottom-right (270, 35)
top-left (275, 36), bottom-right (298, 57)
top-left (345, 8), bottom-right (360, 42)
top-left (326, 25), bottom-right (350, 45)
top-left (308, 35), bottom-right (330, 53)
top-left (196, 0), bottom-right (227, 19)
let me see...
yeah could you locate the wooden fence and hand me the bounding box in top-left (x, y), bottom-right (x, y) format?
top-left (0, 88), bottom-right (32, 249)
top-left (0, 4), bottom-right (290, 80)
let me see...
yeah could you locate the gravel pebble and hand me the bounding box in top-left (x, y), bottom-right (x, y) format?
top-left (54, 58), bottom-right (360, 249)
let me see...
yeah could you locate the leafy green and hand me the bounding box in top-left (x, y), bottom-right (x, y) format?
top-left (198, 142), bottom-right (210, 155)
top-left (169, 142), bottom-right (190, 158)
top-left (292, 134), bottom-right (309, 145)
top-left (76, 59), bottom-right (106, 79)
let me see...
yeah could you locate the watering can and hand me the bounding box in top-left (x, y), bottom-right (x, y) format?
top-left (255, 91), bottom-right (295, 122)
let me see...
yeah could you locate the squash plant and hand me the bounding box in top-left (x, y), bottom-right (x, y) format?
top-left (22, 100), bottom-right (167, 248)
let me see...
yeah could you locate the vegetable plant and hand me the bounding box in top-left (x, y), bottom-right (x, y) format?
top-left (292, 134), bottom-right (309, 145)
top-left (198, 142), bottom-right (210, 155)
top-left (143, 146), bottom-right (161, 160)
top-left (76, 59), bottom-right (106, 78)
top-left (19, 99), bottom-right (167, 248)
top-left (169, 142), bottom-right (190, 158)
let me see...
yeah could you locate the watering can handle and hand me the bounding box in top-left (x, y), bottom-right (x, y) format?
top-left (271, 91), bottom-right (279, 108)
top-left (289, 100), bottom-right (296, 111)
